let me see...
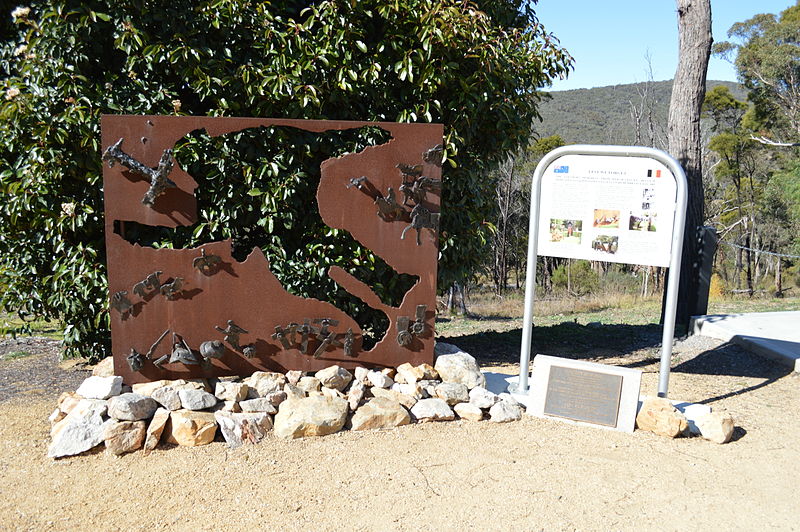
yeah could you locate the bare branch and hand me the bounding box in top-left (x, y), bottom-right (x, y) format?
top-left (749, 134), bottom-right (800, 147)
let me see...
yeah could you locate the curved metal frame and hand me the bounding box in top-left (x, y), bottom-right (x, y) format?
top-left (515, 145), bottom-right (688, 398)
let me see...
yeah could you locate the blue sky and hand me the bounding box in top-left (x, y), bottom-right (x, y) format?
top-left (533, 0), bottom-right (797, 91)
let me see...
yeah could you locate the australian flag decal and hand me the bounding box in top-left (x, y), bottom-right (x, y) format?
top-left (554, 165), bottom-right (569, 173)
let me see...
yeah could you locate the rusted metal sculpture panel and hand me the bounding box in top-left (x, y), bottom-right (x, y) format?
top-left (102, 116), bottom-right (443, 383)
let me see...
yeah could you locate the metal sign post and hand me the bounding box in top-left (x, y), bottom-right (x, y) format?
top-left (514, 145), bottom-right (687, 398)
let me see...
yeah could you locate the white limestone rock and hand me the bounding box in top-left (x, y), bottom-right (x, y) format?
top-left (239, 398), bottom-right (278, 414)
top-left (469, 386), bottom-right (500, 409)
top-left (108, 393), bottom-right (158, 421)
top-left (150, 385), bottom-right (182, 411)
top-left (273, 396), bottom-right (348, 439)
top-left (696, 411), bottom-right (735, 444)
top-left (489, 399), bottom-right (523, 423)
top-left (48, 399), bottom-right (112, 458)
top-left (215, 411), bottom-right (273, 448)
top-left (315, 365), bottom-right (353, 392)
top-left (353, 366), bottom-right (370, 384)
top-left (367, 370), bottom-right (393, 389)
top-left (76, 376), bottom-right (123, 400)
top-left (434, 346), bottom-right (485, 390)
top-left (178, 389), bottom-right (218, 411)
top-left (321, 386), bottom-right (345, 400)
top-left (244, 371), bottom-right (287, 398)
top-left (434, 382), bottom-right (469, 405)
top-left (395, 362), bottom-right (425, 385)
top-left (350, 397), bottom-right (411, 431)
top-left (410, 398), bottom-right (455, 422)
top-left (397, 382), bottom-right (424, 399)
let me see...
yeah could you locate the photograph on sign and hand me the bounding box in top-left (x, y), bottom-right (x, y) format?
top-left (537, 154), bottom-right (677, 267)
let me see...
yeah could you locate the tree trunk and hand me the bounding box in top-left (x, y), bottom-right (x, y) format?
top-left (664, 0), bottom-right (712, 329)
top-left (775, 257), bottom-right (783, 296)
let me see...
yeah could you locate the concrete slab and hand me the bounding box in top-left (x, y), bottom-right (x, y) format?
top-left (691, 311), bottom-right (800, 372)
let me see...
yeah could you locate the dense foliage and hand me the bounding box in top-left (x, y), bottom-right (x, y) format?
top-left (0, 1), bottom-right (572, 359)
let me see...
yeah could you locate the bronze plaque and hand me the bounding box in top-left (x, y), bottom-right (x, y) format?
top-left (543, 366), bottom-right (623, 427)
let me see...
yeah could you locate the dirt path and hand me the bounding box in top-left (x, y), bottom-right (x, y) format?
top-left (0, 336), bottom-right (798, 530)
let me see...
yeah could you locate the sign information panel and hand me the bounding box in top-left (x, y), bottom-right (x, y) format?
top-left (537, 154), bottom-right (677, 267)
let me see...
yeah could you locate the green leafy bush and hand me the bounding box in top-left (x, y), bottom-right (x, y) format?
top-left (552, 260), bottom-right (599, 296)
top-left (0, 1), bottom-right (571, 361)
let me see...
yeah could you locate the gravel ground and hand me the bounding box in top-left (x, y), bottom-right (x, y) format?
top-left (0, 337), bottom-right (90, 403)
top-left (0, 334), bottom-right (798, 530)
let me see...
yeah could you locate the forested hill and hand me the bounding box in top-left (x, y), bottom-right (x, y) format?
top-left (534, 80), bottom-right (746, 145)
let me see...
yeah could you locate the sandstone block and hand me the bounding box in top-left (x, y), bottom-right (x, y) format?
top-left (165, 410), bottom-right (217, 446)
top-left (273, 396), bottom-right (348, 439)
top-left (297, 376), bottom-right (322, 393)
top-left (285, 370), bottom-right (304, 386)
top-left (143, 408), bottom-right (170, 452)
top-left (416, 363), bottom-right (439, 380)
top-left (351, 397), bottom-right (411, 431)
top-left (315, 365), bottom-right (353, 391)
top-left (454, 402), bottom-right (484, 421)
top-left (284, 383), bottom-right (306, 400)
top-left (636, 397), bottom-right (688, 438)
top-left (91, 357), bottom-right (115, 377)
top-left (396, 362), bottom-right (425, 384)
top-left (214, 381), bottom-right (249, 402)
top-left (132, 380), bottom-right (181, 397)
top-left (104, 420), bottom-right (146, 455)
top-left (370, 387), bottom-right (417, 409)
top-left (347, 381), bottom-right (366, 411)
top-left (244, 371), bottom-right (287, 398)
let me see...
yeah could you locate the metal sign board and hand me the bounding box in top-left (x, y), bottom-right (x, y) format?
top-left (537, 154), bottom-right (678, 267)
top-left (514, 145), bottom-right (687, 399)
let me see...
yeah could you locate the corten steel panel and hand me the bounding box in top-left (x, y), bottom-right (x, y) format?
top-left (102, 115), bottom-right (443, 384)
